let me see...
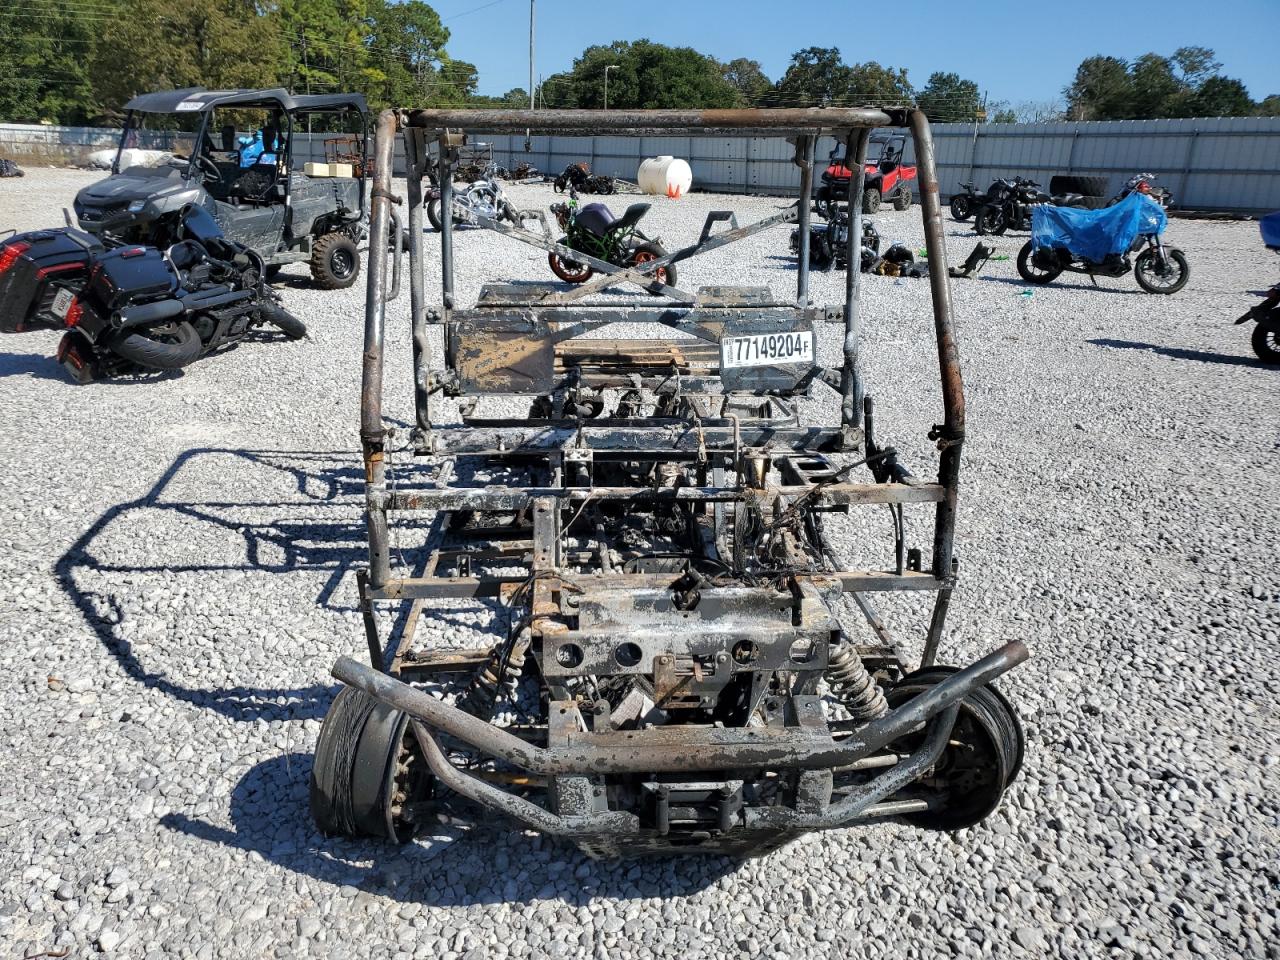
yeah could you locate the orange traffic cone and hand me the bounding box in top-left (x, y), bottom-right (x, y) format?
top-left (666, 182), bottom-right (682, 200)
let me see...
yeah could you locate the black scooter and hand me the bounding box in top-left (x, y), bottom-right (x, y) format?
top-left (0, 205), bottom-right (305, 382)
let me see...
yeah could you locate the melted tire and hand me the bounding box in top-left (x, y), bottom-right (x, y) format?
top-left (107, 320), bottom-right (201, 370)
top-left (310, 686), bottom-right (423, 843)
top-left (886, 667), bottom-right (1024, 831)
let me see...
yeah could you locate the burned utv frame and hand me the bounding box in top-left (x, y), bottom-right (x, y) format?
top-left (312, 107), bottom-right (1028, 858)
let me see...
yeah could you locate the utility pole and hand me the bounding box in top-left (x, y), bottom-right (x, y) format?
top-left (604, 64), bottom-right (620, 110)
top-left (525, 0), bottom-right (534, 152)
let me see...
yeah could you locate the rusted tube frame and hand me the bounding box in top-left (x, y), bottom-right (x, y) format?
top-left (402, 107), bottom-right (897, 135)
top-left (362, 109), bottom-right (398, 590)
top-left (404, 127), bottom-right (431, 439)
top-left (907, 109), bottom-right (964, 579)
top-left (795, 134), bottom-right (814, 305)
top-left (841, 128), bottom-right (872, 429)
top-left (437, 135), bottom-right (455, 313)
top-left (331, 639), bottom-right (1026, 775)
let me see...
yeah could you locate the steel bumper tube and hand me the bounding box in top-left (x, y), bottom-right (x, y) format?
top-left (330, 640), bottom-right (1026, 777)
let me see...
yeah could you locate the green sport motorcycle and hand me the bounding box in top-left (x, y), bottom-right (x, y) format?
top-left (547, 190), bottom-right (677, 289)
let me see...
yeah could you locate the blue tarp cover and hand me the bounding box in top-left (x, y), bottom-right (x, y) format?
top-left (1031, 192), bottom-right (1167, 262)
top-left (1260, 210), bottom-right (1280, 250)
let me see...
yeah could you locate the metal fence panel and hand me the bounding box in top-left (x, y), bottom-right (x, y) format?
top-left (4, 116), bottom-right (1279, 212)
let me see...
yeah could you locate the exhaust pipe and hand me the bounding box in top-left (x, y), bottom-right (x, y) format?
top-left (115, 299), bottom-right (183, 329)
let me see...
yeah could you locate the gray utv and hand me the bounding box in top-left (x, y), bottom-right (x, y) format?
top-left (73, 87), bottom-right (378, 289)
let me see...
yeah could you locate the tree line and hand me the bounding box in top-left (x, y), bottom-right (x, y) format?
top-left (0, 1), bottom-right (1275, 127)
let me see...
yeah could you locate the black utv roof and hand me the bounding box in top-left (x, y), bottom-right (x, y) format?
top-left (123, 88), bottom-right (368, 115)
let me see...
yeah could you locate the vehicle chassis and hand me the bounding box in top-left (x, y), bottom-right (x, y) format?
top-left (317, 106), bottom-right (1028, 859)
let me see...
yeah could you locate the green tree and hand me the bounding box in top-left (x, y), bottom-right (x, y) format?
top-left (1064, 55), bottom-right (1132, 119)
top-left (1189, 76), bottom-right (1254, 117)
top-left (1256, 94), bottom-right (1280, 117)
top-left (90, 0), bottom-right (283, 118)
top-left (916, 71), bottom-right (981, 122)
top-left (846, 62), bottom-right (913, 104)
top-left (0, 0), bottom-right (99, 123)
top-left (721, 58), bottom-right (771, 106)
top-left (364, 0), bottom-right (461, 108)
top-left (1129, 53), bottom-right (1182, 117)
top-left (277, 0), bottom-right (370, 99)
top-left (539, 40), bottom-right (739, 110)
top-left (773, 47), bottom-right (849, 104)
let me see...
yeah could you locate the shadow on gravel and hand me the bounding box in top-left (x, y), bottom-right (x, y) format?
top-left (1088, 338), bottom-right (1266, 367)
top-left (54, 447), bottom-right (409, 722)
top-left (0, 351), bottom-right (69, 381)
top-left (164, 753), bottom-right (734, 904)
top-left (977, 275), bottom-right (1142, 295)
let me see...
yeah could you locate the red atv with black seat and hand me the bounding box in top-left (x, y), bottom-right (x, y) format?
top-left (815, 133), bottom-right (916, 215)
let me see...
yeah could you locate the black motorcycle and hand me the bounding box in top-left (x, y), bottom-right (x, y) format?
top-left (973, 178), bottom-right (1093, 235)
top-left (553, 162), bottom-right (616, 195)
top-left (949, 181), bottom-right (980, 222)
top-left (0, 205), bottom-right (305, 382)
top-left (1236, 211), bottom-right (1280, 363)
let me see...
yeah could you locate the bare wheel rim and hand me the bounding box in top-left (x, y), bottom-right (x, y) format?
top-left (632, 250), bottom-right (668, 285)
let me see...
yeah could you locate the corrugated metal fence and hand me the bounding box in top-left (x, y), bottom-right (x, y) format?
top-left (3, 116), bottom-right (1278, 213)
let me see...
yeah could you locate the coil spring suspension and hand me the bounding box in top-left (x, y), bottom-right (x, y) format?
top-left (459, 635), bottom-right (530, 719)
top-left (826, 643), bottom-right (888, 721)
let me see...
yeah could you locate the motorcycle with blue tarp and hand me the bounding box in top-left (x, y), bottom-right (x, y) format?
top-left (1235, 210), bottom-right (1280, 364)
top-left (1016, 183), bottom-right (1189, 294)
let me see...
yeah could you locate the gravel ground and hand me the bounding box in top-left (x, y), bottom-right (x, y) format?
top-left (1, 166), bottom-right (1278, 959)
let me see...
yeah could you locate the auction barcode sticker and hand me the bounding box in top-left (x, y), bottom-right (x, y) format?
top-left (720, 331), bottom-right (814, 369)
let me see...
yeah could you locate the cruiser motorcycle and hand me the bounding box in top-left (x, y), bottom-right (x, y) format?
top-left (426, 162), bottom-right (520, 230)
top-left (0, 205), bottom-right (305, 382)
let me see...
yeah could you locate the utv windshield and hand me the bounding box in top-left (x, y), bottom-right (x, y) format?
top-left (828, 137), bottom-right (904, 167)
top-left (113, 110), bottom-right (209, 176)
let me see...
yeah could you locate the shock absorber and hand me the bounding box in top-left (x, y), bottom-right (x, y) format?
top-left (459, 633), bottom-right (530, 720)
top-left (826, 641), bottom-right (888, 721)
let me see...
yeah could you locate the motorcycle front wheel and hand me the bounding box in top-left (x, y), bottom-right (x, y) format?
top-left (1133, 248), bottom-right (1189, 294)
top-left (974, 206), bottom-right (1007, 236)
top-left (427, 197), bottom-right (471, 231)
top-left (1250, 321), bottom-right (1280, 364)
top-left (1016, 241), bottom-right (1062, 285)
top-left (950, 194), bottom-right (972, 221)
top-left (549, 239), bottom-right (593, 283)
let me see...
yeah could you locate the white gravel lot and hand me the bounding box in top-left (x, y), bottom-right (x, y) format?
top-left (1, 166), bottom-right (1278, 959)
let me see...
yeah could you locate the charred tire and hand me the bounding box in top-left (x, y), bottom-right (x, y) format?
top-left (1016, 241), bottom-right (1062, 284)
top-left (1049, 175), bottom-right (1108, 198)
top-left (949, 194), bottom-right (972, 221)
top-left (549, 237), bottom-right (593, 283)
top-left (887, 667), bottom-right (1024, 831)
top-left (974, 206), bottom-right (1007, 236)
top-left (893, 185), bottom-right (912, 211)
top-left (1133, 248), bottom-right (1190, 295)
top-left (861, 187), bottom-right (882, 215)
top-left (310, 233), bottom-right (360, 290)
top-left (106, 320), bottom-right (202, 370)
top-left (310, 686), bottom-right (429, 843)
top-left (259, 301), bottom-right (307, 340)
top-left (630, 242), bottom-right (677, 291)
top-left (1251, 321), bottom-right (1280, 364)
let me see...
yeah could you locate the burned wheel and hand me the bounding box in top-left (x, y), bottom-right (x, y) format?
top-left (630, 242), bottom-right (677, 291)
top-left (310, 686), bottom-right (433, 842)
top-left (886, 667), bottom-right (1024, 831)
top-left (548, 237), bottom-right (593, 283)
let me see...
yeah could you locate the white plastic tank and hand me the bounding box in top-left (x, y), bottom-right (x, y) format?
top-left (637, 156), bottom-right (693, 198)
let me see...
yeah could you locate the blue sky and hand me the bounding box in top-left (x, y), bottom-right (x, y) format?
top-left (430, 0), bottom-right (1280, 104)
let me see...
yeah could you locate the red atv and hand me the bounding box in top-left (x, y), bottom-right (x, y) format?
top-left (815, 133), bottom-right (916, 215)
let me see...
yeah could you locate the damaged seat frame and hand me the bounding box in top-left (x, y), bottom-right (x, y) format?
top-left (318, 106), bottom-right (1027, 858)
